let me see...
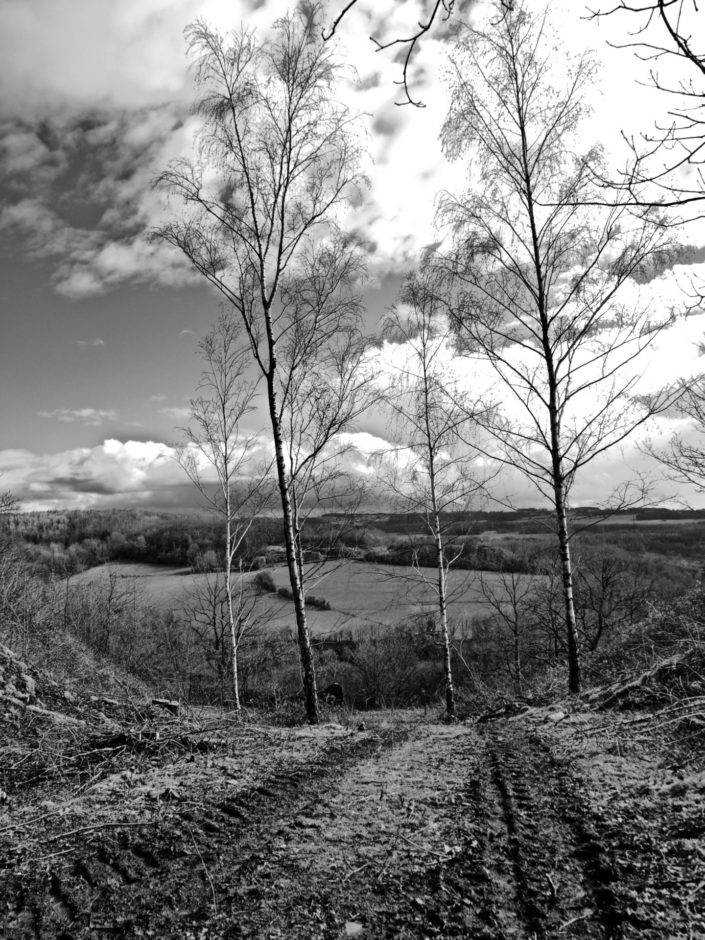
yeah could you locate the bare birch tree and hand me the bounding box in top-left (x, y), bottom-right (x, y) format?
top-left (155, 8), bottom-right (368, 723)
top-left (177, 313), bottom-right (271, 711)
top-left (438, 1), bottom-right (677, 693)
top-left (278, 246), bottom-right (374, 588)
top-left (379, 270), bottom-right (489, 717)
top-left (478, 570), bottom-right (536, 695)
top-left (184, 568), bottom-right (266, 705)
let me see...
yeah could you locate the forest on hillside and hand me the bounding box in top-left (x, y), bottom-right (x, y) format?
top-left (3, 506), bottom-right (703, 584)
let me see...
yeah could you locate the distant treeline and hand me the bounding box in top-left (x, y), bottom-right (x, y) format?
top-left (0, 509), bottom-right (283, 575)
top-left (1, 508), bottom-right (703, 588)
top-left (0, 509), bottom-right (529, 577)
top-left (325, 506), bottom-right (705, 535)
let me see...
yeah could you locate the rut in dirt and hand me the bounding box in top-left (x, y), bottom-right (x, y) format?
top-left (2, 716), bottom-right (643, 939)
top-left (216, 720), bottom-right (632, 939)
top-left (468, 725), bottom-right (627, 939)
top-left (1, 723), bottom-right (411, 938)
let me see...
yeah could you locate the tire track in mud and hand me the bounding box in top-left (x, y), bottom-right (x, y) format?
top-left (203, 720), bottom-right (629, 939)
top-left (1, 715), bottom-right (654, 939)
top-left (472, 724), bottom-right (627, 939)
top-left (244, 722), bottom-right (483, 939)
top-left (1, 725), bottom-right (412, 939)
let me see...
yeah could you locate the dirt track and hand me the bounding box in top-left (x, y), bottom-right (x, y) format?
top-left (1, 708), bottom-right (703, 938)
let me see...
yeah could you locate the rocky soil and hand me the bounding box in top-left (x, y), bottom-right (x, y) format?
top-left (1, 643), bottom-right (704, 938)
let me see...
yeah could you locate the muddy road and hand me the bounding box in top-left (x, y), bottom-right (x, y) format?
top-left (1, 708), bottom-right (702, 938)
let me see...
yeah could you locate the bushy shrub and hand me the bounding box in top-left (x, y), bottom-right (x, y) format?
top-left (582, 585), bottom-right (705, 686)
top-left (253, 570), bottom-right (276, 594)
top-left (276, 585), bottom-right (330, 610)
top-left (331, 623), bottom-right (445, 709)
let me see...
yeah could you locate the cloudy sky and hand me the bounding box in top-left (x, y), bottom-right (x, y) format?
top-left (0, 0), bottom-right (704, 512)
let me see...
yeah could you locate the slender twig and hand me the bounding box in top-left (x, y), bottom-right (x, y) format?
top-left (43, 821), bottom-right (151, 843)
top-left (188, 825), bottom-right (218, 913)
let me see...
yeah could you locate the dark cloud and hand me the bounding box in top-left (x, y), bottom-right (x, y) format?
top-left (46, 475), bottom-right (121, 496)
top-left (372, 112), bottom-right (402, 137)
top-left (358, 72), bottom-right (383, 92)
top-left (344, 229), bottom-right (377, 256)
top-left (632, 244), bottom-right (705, 284)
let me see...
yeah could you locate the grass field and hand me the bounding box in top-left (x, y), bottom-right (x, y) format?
top-left (68, 563), bottom-right (228, 611)
top-left (70, 560), bottom-right (534, 636)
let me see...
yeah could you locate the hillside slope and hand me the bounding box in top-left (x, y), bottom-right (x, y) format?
top-left (1, 642), bottom-right (704, 939)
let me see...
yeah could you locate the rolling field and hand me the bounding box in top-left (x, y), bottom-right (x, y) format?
top-left (70, 561), bottom-right (536, 636)
top-left (68, 562), bottom-right (233, 611)
top-left (264, 561), bottom-right (515, 633)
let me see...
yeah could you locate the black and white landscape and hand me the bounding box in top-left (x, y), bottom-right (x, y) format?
top-left (1, 1), bottom-right (705, 937)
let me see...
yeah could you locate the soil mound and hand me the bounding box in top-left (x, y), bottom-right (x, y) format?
top-left (585, 645), bottom-right (705, 710)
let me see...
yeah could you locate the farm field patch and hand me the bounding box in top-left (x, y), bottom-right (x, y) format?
top-left (69, 561), bottom-right (534, 635)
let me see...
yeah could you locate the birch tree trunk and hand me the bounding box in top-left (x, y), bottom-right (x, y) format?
top-left (267, 372), bottom-right (319, 724)
top-left (553, 480), bottom-right (581, 693)
top-left (433, 517), bottom-right (455, 717)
